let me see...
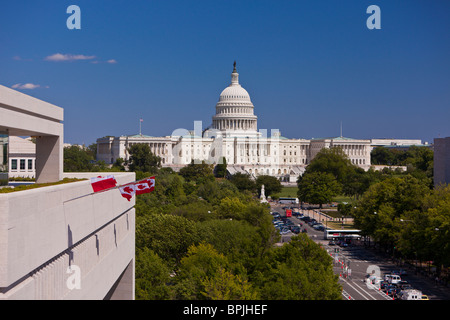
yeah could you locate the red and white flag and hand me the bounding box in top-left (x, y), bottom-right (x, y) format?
top-left (146, 176), bottom-right (155, 192)
top-left (90, 175), bottom-right (117, 192)
top-left (119, 184), bottom-right (136, 201)
top-left (135, 176), bottom-right (156, 195)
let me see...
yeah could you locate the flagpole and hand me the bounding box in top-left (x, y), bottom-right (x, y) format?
top-left (139, 118), bottom-right (142, 136)
top-left (64, 175), bottom-right (156, 204)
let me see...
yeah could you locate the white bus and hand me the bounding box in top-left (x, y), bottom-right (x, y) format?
top-left (324, 229), bottom-right (361, 241)
top-left (279, 197), bottom-right (298, 204)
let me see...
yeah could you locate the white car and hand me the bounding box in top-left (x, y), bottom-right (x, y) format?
top-left (388, 274), bottom-right (401, 284)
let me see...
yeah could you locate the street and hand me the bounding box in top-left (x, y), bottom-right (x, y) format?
top-left (271, 203), bottom-right (450, 300)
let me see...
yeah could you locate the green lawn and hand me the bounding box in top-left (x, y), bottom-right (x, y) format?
top-left (274, 186), bottom-right (355, 205)
top-left (274, 186), bottom-right (298, 198)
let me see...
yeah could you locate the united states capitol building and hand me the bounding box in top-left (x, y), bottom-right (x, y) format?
top-left (97, 63), bottom-right (420, 182)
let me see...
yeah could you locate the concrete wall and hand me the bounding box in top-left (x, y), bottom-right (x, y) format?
top-left (0, 172), bottom-right (135, 300)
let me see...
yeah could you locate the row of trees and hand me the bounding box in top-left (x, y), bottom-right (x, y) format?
top-left (297, 145), bottom-right (450, 277)
top-left (297, 146), bottom-right (435, 208)
top-left (353, 177), bottom-right (450, 273)
top-left (134, 163), bottom-right (342, 300)
top-left (63, 143), bottom-right (160, 173)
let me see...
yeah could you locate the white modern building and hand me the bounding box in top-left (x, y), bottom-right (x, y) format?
top-left (0, 84), bottom-right (135, 300)
top-left (8, 136), bottom-right (36, 179)
top-left (97, 63), bottom-right (373, 181)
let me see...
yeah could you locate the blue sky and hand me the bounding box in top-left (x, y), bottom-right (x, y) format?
top-left (1, 0), bottom-right (449, 145)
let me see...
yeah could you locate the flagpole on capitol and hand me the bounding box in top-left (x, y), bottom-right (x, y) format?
top-left (139, 117), bottom-right (143, 136)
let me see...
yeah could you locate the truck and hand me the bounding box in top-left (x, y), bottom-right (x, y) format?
top-left (398, 289), bottom-right (422, 300)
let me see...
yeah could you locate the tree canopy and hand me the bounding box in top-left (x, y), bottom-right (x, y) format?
top-left (133, 168), bottom-right (341, 300)
top-left (127, 143), bottom-right (161, 174)
top-left (297, 171), bottom-right (341, 208)
top-left (255, 175), bottom-right (282, 197)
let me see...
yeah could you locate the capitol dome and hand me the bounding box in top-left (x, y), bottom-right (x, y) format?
top-left (211, 62), bottom-right (258, 137)
top-left (218, 82), bottom-right (252, 103)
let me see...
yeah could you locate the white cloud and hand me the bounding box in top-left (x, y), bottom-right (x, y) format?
top-left (107, 59), bottom-right (117, 64)
top-left (11, 83), bottom-right (45, 90)
top-left (44, 53), bottom-right (96, 62)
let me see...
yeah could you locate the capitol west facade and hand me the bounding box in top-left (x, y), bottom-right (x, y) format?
top-left (97, 63), bottom-right (372, 181)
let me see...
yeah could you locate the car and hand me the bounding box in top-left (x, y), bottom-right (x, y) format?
top-left (385, 285), bottom-right (397, 297)
top-left (314, 224), bottom-right (325, 231)
top-left (396, 281), bottom-right (412, 290)
top-left (290, 226), bottom-right (301, 234)
top-left (279, 227), bottom-right (292, 235)
top-left (421, 294), bottom-right (429, 300)
top-left (328, 240), bottom-right (336, 246)
top-left (380, 281), bottom-right (388, 291)
top-left (301, 228), bottom-right (308, 233)
top-left (338, 241), bottom-right (348, 247)
top-left (389, 274), bottom-right (402, 284)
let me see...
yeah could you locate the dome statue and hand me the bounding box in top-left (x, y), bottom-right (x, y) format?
top-left (260, 184), bottom-right (268, 203)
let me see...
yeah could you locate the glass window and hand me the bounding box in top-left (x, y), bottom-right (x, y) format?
top-left (20, 159), bottom-right (26, 170)
top-left (28, 159), bottom-right (33, 170)
top-left (11, 159), bottom-right (17, 170)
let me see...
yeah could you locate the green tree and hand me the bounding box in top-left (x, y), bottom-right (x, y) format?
top-left (371, 146), bottom-right (398, 165)
top-left (64, 145), bottom-right (94, 172)
top-left (136, 213), bottom-right (199, 267)
top-left (352, 175), bottom-right (430, 250)
top-left (255, 175), bottom-right (282, 197)
top-left (179, 160), bottom-right (214, 183)
top-left (127, 143), bottom-right (161, 173)
top-left (112, 157), bottom-right (126, 171)
top-left (86, 143), bottom-right (97, 160)
top-left (173, 243), bottom-right (231, 300)
top-left (256, 235), bottom-right (341, 300)
top-left (297, 171), bottom-right (342, 208)
top-left (201, 267), bottom-right (259, 300)
top-left (397, 185), bottom-right (450, 269)
top-left (305, 147), bottom-right (356, 184)
top-left (135, 247), bottom-right (172, 300)
top-left (230, 172), bottom-right (256, 193)
top-left (197, 219), bottom-right (270, 273)
top-left (214, 157), bottom-right (228, 178)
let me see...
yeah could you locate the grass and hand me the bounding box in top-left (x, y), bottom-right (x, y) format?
top-left (325, 221), bottom-right (355, 230)
top-left (0, 178), bottom-right (86, 193)
top-left (274, 187), bottom-right (355, 205)
top-left (274, 186), bottom-right (298, 198)
top-left (332, 195), bottom-right (356, 204)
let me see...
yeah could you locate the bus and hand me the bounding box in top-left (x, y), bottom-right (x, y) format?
top-left (279, 197), bottom-right (299, 204)
top-left (324, 229), bottom-right (361, 241)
